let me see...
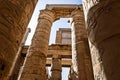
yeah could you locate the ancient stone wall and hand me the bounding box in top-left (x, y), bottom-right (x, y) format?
top-left (0, 0), bottom-right (37, 79)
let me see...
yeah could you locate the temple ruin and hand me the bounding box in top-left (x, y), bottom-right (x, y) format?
top-left (1, 0), bottom-right (120, 80)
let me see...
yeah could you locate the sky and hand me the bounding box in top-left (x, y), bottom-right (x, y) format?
top-left (25, 0), bottom-right (82, 80)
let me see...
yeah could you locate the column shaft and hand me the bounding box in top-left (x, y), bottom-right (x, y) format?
top-left (0, 0), bottom-right (37, 80)
top-left (51, 56), bottom-right (62, 80)
top-left (83, 0), bottom-right (120, 80)
top-left (19, 10), bottom-right (55, 80)
top-left (71, 9), bottom-right (94, 80)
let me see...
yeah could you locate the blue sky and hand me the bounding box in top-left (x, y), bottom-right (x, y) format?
top-left (25, 0), bottom-right (82, 80)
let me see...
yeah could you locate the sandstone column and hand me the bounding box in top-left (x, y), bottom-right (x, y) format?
top-left (0, 0), bottom-right (37, 80)
top-left (51, 55), bottom-right (62, 80)
top-left (83, 0), bottom-right (120, 80)
top-left (19, 10), bottom-right (55, 80)
top-left (71, 9), bottom-right (94, 80)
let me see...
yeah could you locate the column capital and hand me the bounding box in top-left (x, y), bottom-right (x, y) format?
top-left (71, 9), bottom-right (83, 17)
top-left (70, 9), bottom-right (84, 24)
top-left (39, 10), bottom-right (56, 23)
top-left (51, 57), bottom-right (62, 71)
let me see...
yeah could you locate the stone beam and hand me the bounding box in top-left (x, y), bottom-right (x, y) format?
top-left (48, 50), bottom-right (71, 58)
top-left (48, 44), bottom-right (71, 58)
top-left (46, 4), bottom-right (82, 10)
top-left (46, 58), bottom-right (71, 67)
top-left (46, 4), bottom-right (83, 18)
top-left (21, 44), bottom-right (72, 58)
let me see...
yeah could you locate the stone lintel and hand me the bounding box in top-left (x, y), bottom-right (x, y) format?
top-left (45, 4), bottom-right (83, 18)
top-left (46, 4), bottom-right (82, 10)
top-left (46, 58), bottom-right (71, 67)
top-left (22, 44), bottom-right (72, 58)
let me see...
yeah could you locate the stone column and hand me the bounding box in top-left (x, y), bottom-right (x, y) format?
top-left (71, 9), bottom-right (94, 80)
top-left (83, 0), bottom-right (120, 80)
top-left (0, 0), bottom-right (37, 80)
top-left (51, 55), bottom-right (62, 80)
top-left (19, 10), bottom-right (55, 80)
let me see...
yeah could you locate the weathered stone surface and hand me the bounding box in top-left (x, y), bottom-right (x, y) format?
top-left (46, 4), bottom-right (82, 18)
top-left (83, 0), bottom-right (120, 80)
top-left (51, 56), bottom-right (62, 80)
top-left (71, 9), bottom-right (94, 80)
top-left (89, 43), bottom-right (106, 80)
top-left (22, 44), bottom-right (72, 59)
top-left (5, 4), bottom-right (97, 80)
top-left (19, 10), bottom-right (56, 80)
top-left (0, 0), bottom-right (37, 79)
top-left (1, 1), bottom-right (120, 80)
top-left (15, 44), bottom-right (71, 80)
